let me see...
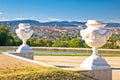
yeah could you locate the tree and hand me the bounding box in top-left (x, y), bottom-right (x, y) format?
top-left (33, 38), bottom-right (45, 46)
top-left (60, 35), bottom-right (71, 41)
top-left (109, 34), bottom-right (120, 42)
top-left (27, 39), bottom-right (33, 46)
top-left (14, 40), bottom-right (22, 46)
top-left (52, 41), bottom-right (69, 47)
top-left (0, 26), bottom-right (10, 46)
top-left (0, 26), bottom-right (9, 32)
top-left (7, 35), bottom-right (16, 46)
top-left (69, 39), bottom-right (84, 48)
top-left (44, 40), bottom-right (53, 47)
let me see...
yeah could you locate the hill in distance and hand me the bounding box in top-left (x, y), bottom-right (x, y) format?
top-left (0, 20), bottom-right (120, 27)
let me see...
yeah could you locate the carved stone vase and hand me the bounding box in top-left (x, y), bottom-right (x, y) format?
top-left (80, 20), bottom-right (112, 70)
top-left (16, 23), bottom-right (34, 59)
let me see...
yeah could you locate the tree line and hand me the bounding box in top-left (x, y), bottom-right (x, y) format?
top-left (0, 26), bottom-right (120, 49)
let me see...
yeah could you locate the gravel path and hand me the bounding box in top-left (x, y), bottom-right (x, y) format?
top-left (0, 54), bottom-right (40, 70)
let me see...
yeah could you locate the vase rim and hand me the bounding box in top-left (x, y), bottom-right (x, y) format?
top-left (86, 20), bottom-right (106, 25)
top-left (18, 23), bottom-right (31, 29)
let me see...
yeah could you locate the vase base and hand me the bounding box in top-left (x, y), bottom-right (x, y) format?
top-left (80, 56), bottom-right (111, 70)
top-left (16, 44), bottom-right (33, 53)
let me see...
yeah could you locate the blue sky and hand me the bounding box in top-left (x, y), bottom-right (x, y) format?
top-left (0, 0), bottom-right (120, 22)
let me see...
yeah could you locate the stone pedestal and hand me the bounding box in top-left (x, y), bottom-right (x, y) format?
top-left (16, 44), bottom-right (34, 60)
top-left (80, 56), bottom-right (111, 70)
top-left (80, 69), bottom-right (112, 80)
top-left (19, 53), bottom-right (34, 60)
top-left (80, 47), bottom-right (111, 70)
top-left (10, 52), bottom-right (34, 60)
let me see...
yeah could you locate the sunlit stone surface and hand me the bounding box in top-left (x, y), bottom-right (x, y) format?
top-left (80, 20), bottom-right (112, 70)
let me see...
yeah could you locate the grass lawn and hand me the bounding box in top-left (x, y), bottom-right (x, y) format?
top-left (34, 53), bottom-right (120, 57)
top-left (0, 67), bottom-right (94, 80)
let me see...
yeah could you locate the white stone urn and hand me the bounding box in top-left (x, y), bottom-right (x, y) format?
top-left (80, 20), bottom-right (112, 70)
top-left (16, 23), bottom-right (34, 54)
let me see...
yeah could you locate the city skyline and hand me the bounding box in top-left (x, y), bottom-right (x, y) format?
top-left (0, 0), bottom-right (120, 23)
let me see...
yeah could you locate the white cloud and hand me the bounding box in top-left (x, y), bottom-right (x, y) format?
top-left (15, 17), bottom-right (28, 20)
top-left (38, 18), bottom-right (62, 22)
top-left (47, 18), bottom-right (62, 21)
top-left (105, 20), bottom-right (120, 23)
top-left (15, 17), bottom-right (35, 20)
top-left (0, 17), bottom-right (8, 21)
top-left (0, 17), bottom-right (35, 21)
top-left (0, 12), bottom-right (3, 15)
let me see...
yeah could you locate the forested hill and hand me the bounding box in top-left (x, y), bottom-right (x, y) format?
top-left (0, 20), bottom-right (120, 27)
top-left (0, 20), bottom-right (41, 27)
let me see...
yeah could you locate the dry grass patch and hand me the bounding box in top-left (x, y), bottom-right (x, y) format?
top-left (0, 66), bottom-right (94, 80)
